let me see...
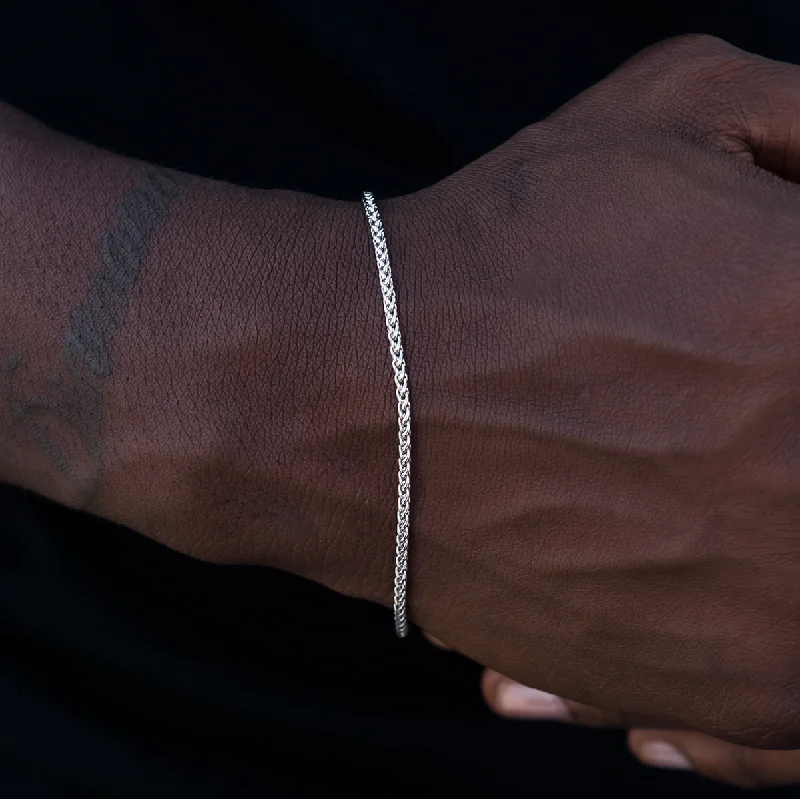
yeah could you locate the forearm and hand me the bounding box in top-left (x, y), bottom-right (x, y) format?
top-left (0, 103), bottom-right (182, 503)
top-left (0, 103), bottom-right (396, 599)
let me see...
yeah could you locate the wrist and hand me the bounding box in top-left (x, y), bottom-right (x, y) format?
top-left (100, 184), bottom-right (402, 603)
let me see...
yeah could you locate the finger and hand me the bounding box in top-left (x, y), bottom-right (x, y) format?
top-left (423, 632), bottom-right (452, 650)
top-left (630, 729), bottom-right (800, 789)
top-left (482, 671), bottom-right (667, 727)
top-left (703, 49), bottom-right (800, 181)
top-left (483, 672), bottom-right (678, 729)
top-left (481, 670), bottom-right (570, 721)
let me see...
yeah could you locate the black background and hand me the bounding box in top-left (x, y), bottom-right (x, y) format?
top-left (0, 1), bottom-right (798, 796)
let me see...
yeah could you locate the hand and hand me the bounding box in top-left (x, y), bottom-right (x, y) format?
top-left (482, 671), bottom-right (800, 789)
top-left (7, 33), bottom-right (800, 751)
top-left (133, 35), bottom-right (800, 747)
top-left (345, 34), bottom-right (800, 749)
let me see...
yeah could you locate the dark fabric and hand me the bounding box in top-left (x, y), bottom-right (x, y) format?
top-left (0, 2), bottom-right (798, 796)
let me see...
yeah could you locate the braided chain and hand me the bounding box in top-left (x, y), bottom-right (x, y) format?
top-left (362, 191), bottom-right (411, 638)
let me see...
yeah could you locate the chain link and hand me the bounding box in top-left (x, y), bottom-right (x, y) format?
top-left (362, 191), bottom-right (411, 638)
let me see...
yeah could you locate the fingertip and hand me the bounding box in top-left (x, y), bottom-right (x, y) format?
top-left (633, 738), bottom-right (694, 771)
top-left (627, 729), bottom-right (790, 789)
top-left (485, 677), bottom-right (572, 721)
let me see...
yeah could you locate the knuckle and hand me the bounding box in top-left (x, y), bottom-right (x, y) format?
top-left (634, 34), bottom-right (747, 81)
top-left (644, 35), bottom-right (759, 108)
top-left (641, 35), bottom-right (800, 136)
top-left (594, 35), bottom-right (753, 132)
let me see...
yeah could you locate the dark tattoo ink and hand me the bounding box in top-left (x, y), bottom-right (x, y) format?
top-left (65, 170), bottom-right (182, 377)
top-left (1, 169), bottom-right (184, 504)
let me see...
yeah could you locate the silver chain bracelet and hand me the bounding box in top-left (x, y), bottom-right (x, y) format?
top-left (362, 191), bottom-right (412, 638)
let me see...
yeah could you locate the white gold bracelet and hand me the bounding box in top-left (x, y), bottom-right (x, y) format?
top-left (362, 191), bottom-right (412, 638)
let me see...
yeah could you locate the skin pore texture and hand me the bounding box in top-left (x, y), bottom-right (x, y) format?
top-left (1, 169), bottom-right (185, 503)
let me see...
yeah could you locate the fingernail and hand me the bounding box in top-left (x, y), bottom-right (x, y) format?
top-left (496, 683), bottom-right (571, 720)
top-left (638, 741), bottom-right (693, 771)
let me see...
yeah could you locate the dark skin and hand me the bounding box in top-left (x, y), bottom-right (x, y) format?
top-left (425, 631), bottom-right (800, 786)
top-left (4, 35), bottom-right (800, 762)
top-left (481, 666), bottom-right (800, 788)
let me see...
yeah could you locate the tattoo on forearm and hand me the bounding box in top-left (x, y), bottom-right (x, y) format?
top-left (1, 169), bottom-right (184, 505)
top-left (66, 170), bottom-right (183, 376)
